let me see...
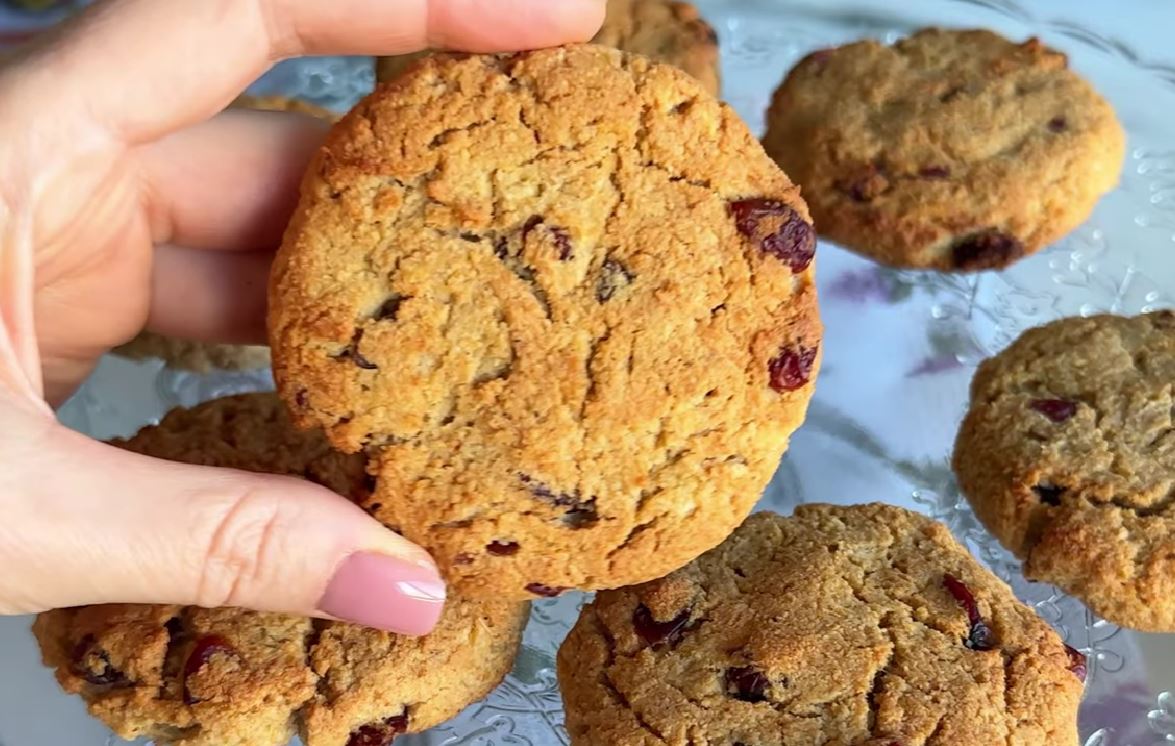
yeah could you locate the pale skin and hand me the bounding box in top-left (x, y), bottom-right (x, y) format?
top-left (0, 0), bottom-right (604, 634)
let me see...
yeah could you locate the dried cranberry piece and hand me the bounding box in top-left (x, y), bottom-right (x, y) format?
top-left (1029, 398), bottom-right (1077, 423)
top-left (518, 474), bottom-right (599, 529)
top-left (334, 329), bottom-right (378, 370)
top-left (950, 230), bottom-right (1025, 271)
top-left (836, 165), bottom-right (891, 203)
top-left (522, 216), bottom-right (573, 260)
top-left (70, 635), bottom-right (131, 687)
top-left (525, 583), bottom-right (566, 597)
top-left (940, 85), bottom-right (965, 103)
top-left (346, 714), bottom-right (410, 746)
top-left (919, 165), bottom-right (951, 179)
top-left (1048, 116), bottom-right (1067, 133)
top-left (596, 258), bottom-right (634, 303)
top-left (724, 666), bottom-right (770, 702)
top-left (767, 345), bottom-right (818, 393)
top-left (295, 389), bottom-right (309, 408)
top-left (1064, 645), bottom-right (1087, 683)
top-left (729, 198), bottom-right (816, 272)
top-left (552, 228), bottom-right (573, 260)
top-left (943, 574), bottom-right (996, 651)
top-left (182, 635), bottom-right (235, 705)
top-left (1033, 483), bottom-right (1065, 506)
top-left (486, 540), bottom-right (520, 556)
top-left (633, 604), bottom-right (692, 647)
top-left (374, 295), bottom-right (408, 322)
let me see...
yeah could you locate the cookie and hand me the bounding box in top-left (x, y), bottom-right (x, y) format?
top-left (34, 393), bottom-right (529, 746)
top-left (762, 28), bottom-right (1126, 271)
top-left (558, 504), bottom-right (1085, 745)
top-left (374, 0), bottom-right (720, 96)
top-left (952, 311), bottom-right (1175, 631)
top-left (269, 45), bottom-right (821, 600)
top-left (112, 95), bottom-right (337, 373)
top-left (113, 329), bottom-right (272, 373)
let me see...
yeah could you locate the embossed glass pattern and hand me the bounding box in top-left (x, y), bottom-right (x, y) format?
top-left (1, 1), bottom-right (1172, 744)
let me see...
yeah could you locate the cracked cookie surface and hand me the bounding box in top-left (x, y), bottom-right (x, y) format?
top-left (557, 504), bottom-right (1084, 745)
top-left (113, 95), bottom-right (336, 373)
top-left (375, 0), bottom-right (720, 96)
top-left (34, 393), bottom-right (529, 746)
top-left (269, 45), bottom-right (821, 600)
top-left (953, 311), bottom-right (1175, 631)
top-left (762, 28), bottom-right (1125, 271)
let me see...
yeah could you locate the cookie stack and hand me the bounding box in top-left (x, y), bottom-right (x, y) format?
top-left (35, 4), bottom-right (1163, 746)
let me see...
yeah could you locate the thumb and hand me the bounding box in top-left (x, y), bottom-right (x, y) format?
top-left (0, 419), bottom-right (445, 636)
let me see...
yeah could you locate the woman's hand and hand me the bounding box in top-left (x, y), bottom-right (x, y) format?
top-left (0, 0), bottom-right (603, 632)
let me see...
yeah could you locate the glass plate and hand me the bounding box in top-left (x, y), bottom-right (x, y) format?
top-left (2, 0), bottom-right (1173, 744)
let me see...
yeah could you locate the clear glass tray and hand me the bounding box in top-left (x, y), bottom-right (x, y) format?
top-left (2, 0), bottom-right (1173, 744)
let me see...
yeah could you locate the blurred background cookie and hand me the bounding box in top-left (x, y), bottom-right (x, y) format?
top-left (763, 28), bottom-right (1125, 271)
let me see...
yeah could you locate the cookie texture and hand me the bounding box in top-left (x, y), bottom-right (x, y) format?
top-left (762, 28), bottom-right (1125, 271)
top-left (375, 0), bottom-right (720, 95)
top-left (269, 45), bottom-right (821, 600)
top-left (113, 95), bottom-right (336, 373)
top-left (953, 311), bottom-right (1175, 631)
top-left (113, 330), bottom-right (272, 373)
top-left (558, 505), bottom-right (1085, 745)
top-left (34, 393), bottom-right (529, 746)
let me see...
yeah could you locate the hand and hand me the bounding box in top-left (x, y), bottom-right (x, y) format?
top-left (0, 0), bottom-right (603, 632)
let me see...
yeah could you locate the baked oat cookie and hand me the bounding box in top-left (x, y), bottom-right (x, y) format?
top-left (270, 45), bottom-right (820, 601)
top-left (375, 0), bottom-right (720, 95)
top-left (762, 28), bottom-right (1126, 271)
top-left (113, 330), bottom-right (272, 373)
top-left (953, 311), bottom-right (1175, 631)
top-left (557, 504), bottom-right (1086, 746)
top-left (34, 393), bottom-right (529, 746)
top-left (113, 95), bottom-right (337, 373)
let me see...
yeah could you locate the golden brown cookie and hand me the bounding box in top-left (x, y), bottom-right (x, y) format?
top-left (953, 311), bottom-right (1175, 631)
top-left (112, 95), bottom-right (337, 373)
top-left (557, 505), bottom-right (1086, 745)
top-left (270, 45), bottom-right (822, 601)
top-left (269, 45), bottom-right (821, 601)
top-left (375, 0), bottom-right (720, 95)
top-left (34, 393), bottom-right (529, 746)
top-left (762, 28), bottom-right (1126, 271)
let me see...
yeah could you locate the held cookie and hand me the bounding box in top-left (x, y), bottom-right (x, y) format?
top-left (34, 393), bottom-right (529, 746)
top-left (762, 28), bottom-right (1126, 271)
top-left (374, 0), bottom-right (721, 95)
top-left (112, 95), bottom-right (337, 373)
top-left (269, 45), bottom-right (821, 600)
top-left (557, 505), bottom-right (1085, 746)
top-left (953, 311), bottom-right (1175, 631)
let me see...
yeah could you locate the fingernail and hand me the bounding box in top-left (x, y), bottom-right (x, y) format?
top-left (318, 551), bottom-right (446, 635)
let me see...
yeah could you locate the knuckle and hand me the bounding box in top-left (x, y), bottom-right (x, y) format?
top-left (196, 486), bottom-right (286, 609)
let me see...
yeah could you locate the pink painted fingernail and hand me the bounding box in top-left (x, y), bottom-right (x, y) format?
top-left (318, 551), bottom-right (446, 635)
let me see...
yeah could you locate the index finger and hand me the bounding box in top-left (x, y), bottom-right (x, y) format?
top-left (5, 0), bottom-right (604, 144)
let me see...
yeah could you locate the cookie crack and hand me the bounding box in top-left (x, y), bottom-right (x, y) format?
top-left (599, 669), bottom-right (669, 743)
top-left (580, 328), bottom-right (612, 422)
top-left (867, 621), bottom-right (898, 736)
top-left (595, 610), bottom-right (670, 744)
